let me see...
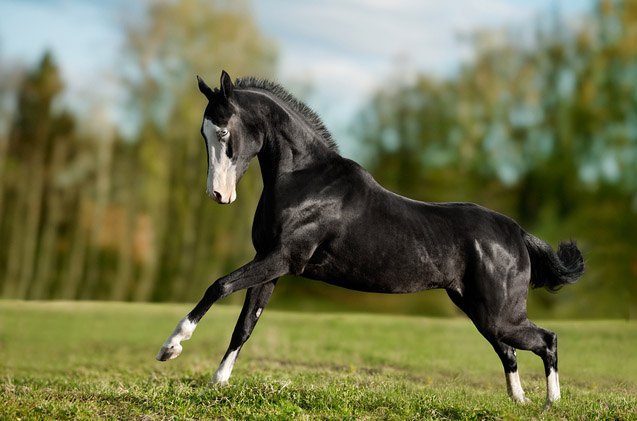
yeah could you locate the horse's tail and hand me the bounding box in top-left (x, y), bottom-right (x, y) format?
top-left (523, 232), bottom-right (584, 292)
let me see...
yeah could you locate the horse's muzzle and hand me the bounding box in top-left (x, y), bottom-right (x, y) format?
top-left (207, 188), bottom-right (236, 204)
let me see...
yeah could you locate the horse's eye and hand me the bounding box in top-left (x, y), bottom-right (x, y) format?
top-left (218, 129), bottom-right (229, 139)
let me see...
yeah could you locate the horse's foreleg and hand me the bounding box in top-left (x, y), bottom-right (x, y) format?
top-left (155, 315), bottom-right (196, 361)
top-left (156, 254), bottom-right (288, 362)
top-left (211, 280), bottom-right (277, 385)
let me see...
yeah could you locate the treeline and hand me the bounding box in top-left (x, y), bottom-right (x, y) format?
top-left (0, 0), bottom-right (276, 304)
top-left (0, 0), bottom-right (635, 318)
top-left (354, 0), bottom-right (636, 318)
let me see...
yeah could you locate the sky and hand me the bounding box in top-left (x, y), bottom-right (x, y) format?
top-left (0, 0), bottom-right (592, 156)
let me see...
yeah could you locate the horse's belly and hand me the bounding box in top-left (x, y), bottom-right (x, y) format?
top-left (302, 251), bottom-right (452, 294)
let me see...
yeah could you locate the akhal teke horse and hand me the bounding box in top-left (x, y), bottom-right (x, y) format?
top-left (157, 71), bottom-right (584, 406)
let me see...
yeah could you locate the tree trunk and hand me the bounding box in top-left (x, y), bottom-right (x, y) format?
top-left (14, 146), bottom-right (46, 298)
top-left (133, 213), bottom-right (162, 301)
top-left (2, 175), bottom-right (26, 298)
top-left (81, 134), bottom-right (114, 299)
top-left (61, 191), bottom-right (89, 299)
top-left (0, 135), bottom-right (9, 232)
top-left (111, 150), bottom-right (137, 301)
top-left (31, 138), bottom-right (68, 299)
top-left (171, 138), bottom-right (201, 301)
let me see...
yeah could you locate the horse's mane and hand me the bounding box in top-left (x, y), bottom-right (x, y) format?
top-left (235, 77), bottom-right (339, 152)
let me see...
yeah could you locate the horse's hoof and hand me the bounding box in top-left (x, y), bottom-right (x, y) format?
top-left (210, 379), bottom-right (229, 387)
top-left (155, 344), bottom-right (183, 361)
top-left (210, 373), bottom-right (230, 386)
top-left (543, 398), bottom-right (559, 410)
top-left (509, 394), bottom-right (530, 404)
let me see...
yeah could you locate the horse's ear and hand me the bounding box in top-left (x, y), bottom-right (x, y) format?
top-left (220, 70), bottom-right (234, 99)
top-left (197, 75), bottom-right (214, 100)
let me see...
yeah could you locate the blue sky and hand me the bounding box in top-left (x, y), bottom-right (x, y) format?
top-left (0, 0), bottom-right (592, 156)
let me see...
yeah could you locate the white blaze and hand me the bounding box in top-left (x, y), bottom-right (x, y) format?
top-left (202, 118), bottom-right (237, 203)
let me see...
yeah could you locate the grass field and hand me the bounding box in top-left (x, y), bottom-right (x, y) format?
top-left (1, 301), bottom-right (636, 420)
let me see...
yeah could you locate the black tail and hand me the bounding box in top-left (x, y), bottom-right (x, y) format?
top-left (523, 232), bottom-right (584, 292)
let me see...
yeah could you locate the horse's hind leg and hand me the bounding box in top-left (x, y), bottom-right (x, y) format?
top-left (453, 292), bottom-right (560, 405)
top-left (446, 289), bottom-right (528, 403)
top-left (499, 320), bottom-right (560, 406)
top-left (211, 280), bottom-right (277, 385)
top-left (489, 340), bottom-right (529, 403)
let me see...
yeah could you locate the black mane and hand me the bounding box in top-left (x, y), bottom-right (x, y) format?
top-left (235, 77), bottom-right (339, 152)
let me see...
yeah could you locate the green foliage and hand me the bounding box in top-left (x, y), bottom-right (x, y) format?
top-left (1, 301), bottom-right (636, 419)
top-left (119, 0), bottom-right (277, 304)
top-left (0, 0), bottom-right (277, 305)
top-left (354, 0), bottom-right (637, 318)
top-left (0, 0), bottom-right (635, 319)
top-left (0, 52), bottom-right (85, 301)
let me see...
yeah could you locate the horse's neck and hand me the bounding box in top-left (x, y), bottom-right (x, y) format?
top-left (257, 123), bottom-right (336, 187)
top-left (243, 88), bottom-right (337, 187)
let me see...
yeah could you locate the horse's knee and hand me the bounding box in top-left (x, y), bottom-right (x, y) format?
top-left (207, 280), bottom-right (230, 301)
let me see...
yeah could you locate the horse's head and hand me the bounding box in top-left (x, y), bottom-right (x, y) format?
top-left (197, 71), bottom-right (262, 204)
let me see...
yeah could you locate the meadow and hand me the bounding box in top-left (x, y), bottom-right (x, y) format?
top-left (1, 300), bottom-right (635, 420)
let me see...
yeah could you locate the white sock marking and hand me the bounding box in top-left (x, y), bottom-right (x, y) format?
top-left (164, 317), bottom-right (196, 347)
top-left (506, 371), bottom-right (527, 403)
top-left (212, 349), bottom-right (239, 384)
top-left (546, 368), bottom-right (560, 403)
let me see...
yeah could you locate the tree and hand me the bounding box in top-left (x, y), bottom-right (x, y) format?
top-left (353, 0), bottom-right (637, 318)
top-left (119, 0), bottom-right (277, 302)
top-left (0, 51), bottom-right (79, 299)
top-left (1, 0), bottom-right (279, 303)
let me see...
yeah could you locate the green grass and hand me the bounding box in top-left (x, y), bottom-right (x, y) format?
top-left (1, 301), bottom-right (636, 420)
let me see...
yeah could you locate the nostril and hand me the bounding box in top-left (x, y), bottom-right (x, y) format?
top-left (213, 191), bottom-right (222, 202)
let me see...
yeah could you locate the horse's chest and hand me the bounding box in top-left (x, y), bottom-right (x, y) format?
top-left (251, 203), bottom-right (278, 253)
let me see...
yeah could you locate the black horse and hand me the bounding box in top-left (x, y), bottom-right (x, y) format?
top-left (157, 71), bottom-right (584, 406)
